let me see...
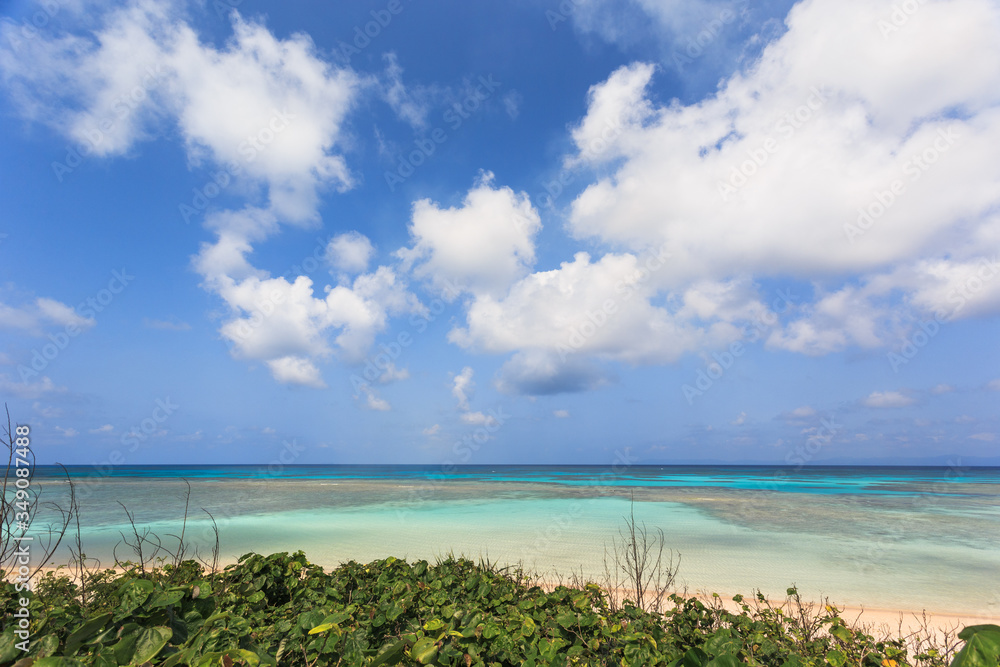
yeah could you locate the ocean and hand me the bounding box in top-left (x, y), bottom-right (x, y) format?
top-left (27, 465), bottom-right (1000, 616)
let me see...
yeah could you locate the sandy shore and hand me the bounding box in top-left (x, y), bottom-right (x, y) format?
top-left (21, 561), bottom-right (999, 639)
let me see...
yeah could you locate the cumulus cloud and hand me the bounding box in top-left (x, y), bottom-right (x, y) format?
top-left (398, 172), bottom-right (542, 299)
top-left (266, 356), bottom-right (326, 388)
top-left (554, 409), bottom-right (570, 418)
top-left (326, 231), bottom-right (375, 275)
top-left (422, 424), bottom-right (441, 436)
top-left (0, 3), bottom-right (416, 389)
top-left (969, 432), bottom-right (996, 442)
top-left (452, 367), bottom-right (475, 411)
top-left (89, 424), bottom-right (114, 434)
top-left (563, 0), bottom-right (1000, 351)
top-left (863, 391), bottom-right (915, 408)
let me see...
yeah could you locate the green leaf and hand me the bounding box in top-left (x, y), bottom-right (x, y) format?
top-left (371, 640), bottom-right (407, 667)
top-left (953, 625), bottom-right (1000, 667)
top-left (410, 637), bottom-right (438, 665)
top-left (830, 624), bottom-right (852, 642)
top-left (681, 647), bottom-right (710, 667)
top-left (554, 612), bottom-right (578, 629)
top-left (704, 629), bottom-right (740, 657)
top-left (706, 655), bottom-right (741, 667)
top-left (423, 619), bottom-right (445, 632)
top-left (133, 626), bottom-right (172, 663)
top-left (148, 590), bottom-right (186, 609)
top-left (31, 659), bottom-right (88, 667)
top-left (115, 579), bottom-right (155, 619)
top-left (112, 628), bottom-right (140, 665)
top-left (64, 612), bottom-right (113, 654)
top-left (0, 627), bottom-right (22, 663)
top-left (308, 623), bottom-right (336, 635)
top-left (827, 649), bottom-right (847, 667)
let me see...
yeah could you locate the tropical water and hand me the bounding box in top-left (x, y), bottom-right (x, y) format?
top-left (27, 465), bottom-right (1000, 616)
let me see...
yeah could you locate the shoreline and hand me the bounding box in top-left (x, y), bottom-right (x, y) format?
top-left (21, 559), bottom-right (999, 636)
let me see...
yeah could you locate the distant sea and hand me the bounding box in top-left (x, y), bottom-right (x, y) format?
top-left (29, 465), bottom-right (1000, 616)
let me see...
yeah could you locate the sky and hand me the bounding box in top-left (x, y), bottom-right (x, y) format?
top-left (1, 0), bottom-right (998, 466)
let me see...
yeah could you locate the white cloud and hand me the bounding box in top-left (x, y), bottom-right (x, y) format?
top-left (969, 432), bottom-right (996, 442)
top-left (0, 297), bottom-right (95, 334)
top-left (380, 52), bottom-right (430, 129)
top-left (788, 406), bottom-right (815, 418)
top-left (562, 0), bottom-right (1000, 354)
top-left (422, 424), bottom-right (441, 436)
top-left (731, 411), bottom-right (746, 425)
top-left (398, 172), bottom-right (542, 299)
top-left (266, 356), bottom-right (326, 388)
top-left (209, 245), bottom-right (421, 385)
top-left (54, 426), bottom-right (78, 437)
top-left (358, 384), bottom-right (391, 411)
top-left (452, 367), bottom-right (475, 411)
top-left (863, 391), bottom-right (915, 408)
top-left (89, 424), bottom-right (114, 434)
top-left (987, 379), bottom-right (1000, 391)
top-left (931, 384), bottom-right (954, 395)
top-left (0, 374), bottom-right (64, 399)
top-left (375, 362), bottom-right (410, 384)
top-left (554, 409), bottom-right (570, 418)
top-left (0, 5), bottom-right (411, 391)
top-left (460, 411), bottom-right (496, 426)
top-left (326, 231), bottom-right (375, 275)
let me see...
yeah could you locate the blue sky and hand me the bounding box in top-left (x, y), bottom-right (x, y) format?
top-left (1, 0), bottom-right (998, 466)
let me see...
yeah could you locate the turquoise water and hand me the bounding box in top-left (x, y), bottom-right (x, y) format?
top-left (27, 465), bottom-right (1000, 616)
